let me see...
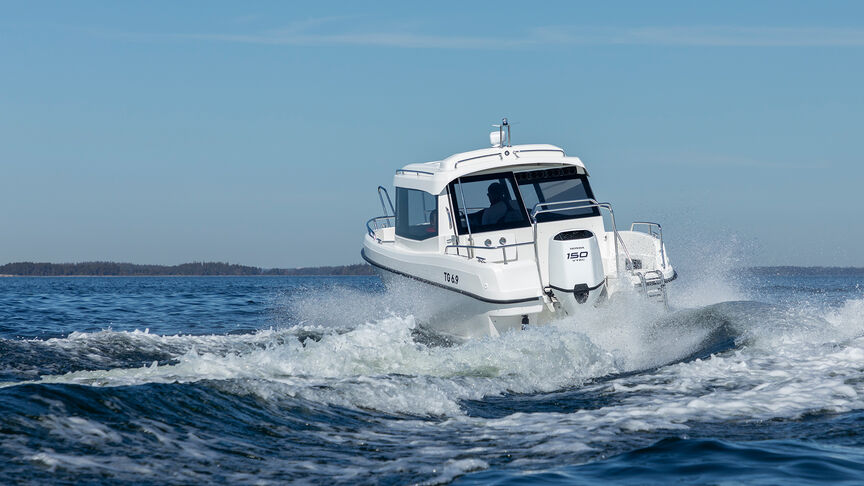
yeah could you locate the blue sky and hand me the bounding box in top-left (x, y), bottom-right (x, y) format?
top-left (1, 1), bottom-right (862, 267)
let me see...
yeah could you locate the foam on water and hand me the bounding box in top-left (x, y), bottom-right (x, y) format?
top-left (8, 289), bottom-right (863, 422)
top-left (3, 272), bottom-right (864, 483)
top-left (445, 297), bottom-right (864, 463)
top-left (6, 314), bottom-right (616, 416)
top-left (1, 273), bottom-right (734, 415)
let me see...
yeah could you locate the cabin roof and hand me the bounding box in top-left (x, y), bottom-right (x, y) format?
top-left (393, 144), bottom-right (587, 194)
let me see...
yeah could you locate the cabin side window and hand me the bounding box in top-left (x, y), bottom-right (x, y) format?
top-left (448, 172), bottom-right (531, 235)
top-left (515, 167), bottom-right (600, 222)
top-left (395, 188), bottom-right (438, 240)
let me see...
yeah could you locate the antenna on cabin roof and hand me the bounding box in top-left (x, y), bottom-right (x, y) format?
top-left (490, 117), bottom-right (511, 148)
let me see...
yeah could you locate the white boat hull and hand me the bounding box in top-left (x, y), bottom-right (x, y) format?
top-left (370, 261), bottom-right (550, 340)
top-left (362, 228), bottom-right (675, 340)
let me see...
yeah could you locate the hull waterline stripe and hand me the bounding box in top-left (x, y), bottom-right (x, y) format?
top-left (361, 250), bottom-right (542, 305)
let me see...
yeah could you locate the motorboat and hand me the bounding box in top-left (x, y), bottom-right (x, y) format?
top-left (362, 119), bottom-right (676, 340)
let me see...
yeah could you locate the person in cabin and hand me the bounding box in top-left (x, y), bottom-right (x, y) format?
top-left (482, 182), bottom-right (512, 226)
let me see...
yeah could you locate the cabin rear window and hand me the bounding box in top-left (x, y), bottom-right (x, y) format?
top-left (515, 167), bottom-right (600, 222)
top-left (395, 188), bottom-right (438, 240)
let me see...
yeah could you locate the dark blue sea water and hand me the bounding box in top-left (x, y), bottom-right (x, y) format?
top-left (1, 271), bottom-right (863, 484)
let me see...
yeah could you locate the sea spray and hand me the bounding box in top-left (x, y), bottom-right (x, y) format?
top-left (1, 273), bottom-right (864, 484)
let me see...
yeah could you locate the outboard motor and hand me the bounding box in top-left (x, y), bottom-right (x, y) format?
top-left (548, 230), bottom-right (606, 314)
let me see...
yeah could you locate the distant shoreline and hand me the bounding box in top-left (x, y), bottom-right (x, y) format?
top-left (0, 262), bottom-right (376, 277)
top-left (0, 262), bottom-right (862, 277)
top-left (0, 274), bottom-right (373, 278)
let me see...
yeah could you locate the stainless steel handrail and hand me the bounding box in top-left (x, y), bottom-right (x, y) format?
top-left (445, 241), bottom-right (533, 264)
top-left (513, 148), bottom-right (565, 156)
top-left (366, 216), bottom-right (396, 243)
top-left (635, 271), bottom-right (648, 294)
top-left (646, 269), bottom-right (668, 309)
top-left (630, 221), bottom-right (665, 269)
top-left (636, 270), bottom-right (668, 309)
top-left (456, 177), bottom-right (474, 257)
top-left (395, 169), bottom-right (434, 176)
top-left (630, 221), bottom-right (661, 236)
top-left (377, 186), bottom-right (395, 217)
top-left (530, 199), bottom-right (635, 277)
top-left (453, 153), bottom-right (502, 168)
top-left (530, 199), bottom-right (607, 218)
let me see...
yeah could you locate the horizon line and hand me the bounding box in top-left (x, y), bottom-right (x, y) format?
top-left (2, 261), bottom-right (864, 270)
top-left (105, 23), bottom-right (864, 49)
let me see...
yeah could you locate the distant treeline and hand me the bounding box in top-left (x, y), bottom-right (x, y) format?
top-left (3, 262), bottom-right (861, 277)
top-left (745, 266), bottom-right (864, 276)
top-left (0, 261), bottom-right (376, 277)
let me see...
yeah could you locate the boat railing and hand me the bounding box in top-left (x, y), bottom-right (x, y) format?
top-left (367, 186), bottom-right (397, 244)
top-left (378, 186), bottom-right (395, 217)
top-left (453, 152), bottom-right (503, 169)
top-left (630, 221), bottom-right (665, 269)
top-left (395, 169), bottom-right (434, 176)
top-left (443, 199), bottom-right (637, 276)
top-left (371, 191), bottom-right (651, 286)
top-left (635, 269), bottom-right (668, 309)
top-left (366, 216), bottom-right (396, 243)
top-left (444, 241), bottom-right (534, 263)
top-left (531, 199), bottom-right (635, 277)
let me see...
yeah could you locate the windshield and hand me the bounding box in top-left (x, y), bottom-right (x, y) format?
top-left (515, 167), bottom-right (600, 222)
top-left (448, 172), bottom-right (531, 235)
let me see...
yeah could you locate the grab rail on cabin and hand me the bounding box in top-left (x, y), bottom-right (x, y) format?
top-left (453, 152), bottom-right (503, 169)
top-left (378, 186), bottom-right (395, 217)
top-left (395, 169), bottom-right (435, 176)
top-left (366, 216), bottom-right (396, 243)
top-left (630, 221), bottom-right (665, 269)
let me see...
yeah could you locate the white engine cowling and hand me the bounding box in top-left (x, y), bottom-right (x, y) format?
top-left (548, 230), bottom-right (606, 314)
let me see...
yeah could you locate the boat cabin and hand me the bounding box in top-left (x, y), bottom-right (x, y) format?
top-left (385, 144), bottom-right (607, 261)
